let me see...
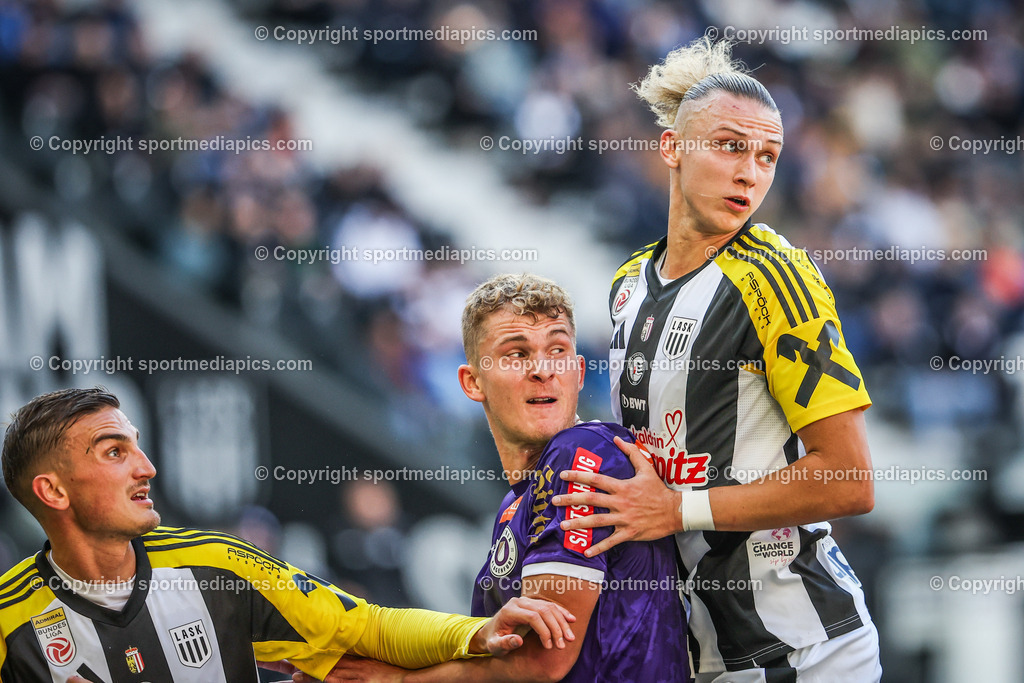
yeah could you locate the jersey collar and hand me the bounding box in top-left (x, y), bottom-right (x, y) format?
top-left (645, 219), bottom-right (753, 301)
top-left (35, 536), bottom-right (152, 626)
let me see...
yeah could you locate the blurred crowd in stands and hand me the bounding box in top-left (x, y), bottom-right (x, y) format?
top-left (1, 0), bottom-right (1024, 595)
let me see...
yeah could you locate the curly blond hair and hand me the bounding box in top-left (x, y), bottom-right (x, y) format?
top-left (633, 36), bottom-right (778, 129)
top-left (462, 274), bottom-right (575, 364)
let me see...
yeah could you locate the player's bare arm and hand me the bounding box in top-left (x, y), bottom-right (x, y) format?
top-left (468, 595), bottom-right (578, 654)
top-left (554, 408), bottom-right (873, 557)
top-left (305, 577), bottom-right (598, 683)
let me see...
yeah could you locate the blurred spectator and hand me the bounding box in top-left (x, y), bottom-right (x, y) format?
top-left (331, 480), bottom-right (409, 606)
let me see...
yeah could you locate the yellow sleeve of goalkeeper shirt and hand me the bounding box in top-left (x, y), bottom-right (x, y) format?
top-left (348, 604), bottom-right (491, 668)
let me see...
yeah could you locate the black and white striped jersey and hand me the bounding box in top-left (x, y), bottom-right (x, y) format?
top-left (609, 223), bottom-right (873, 674)
top-left (0, 528), bottom-right (368, 682)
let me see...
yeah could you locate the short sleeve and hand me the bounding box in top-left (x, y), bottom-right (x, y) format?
top-left (717, 228), bottom-right (871, 433)
top-left (520, 430), bottom-right (634, 584)
top-left (761, 272), bottom-right (871, 432)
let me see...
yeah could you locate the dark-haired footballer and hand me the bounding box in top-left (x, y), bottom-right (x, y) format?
top-left (0, 388), bottom-right (576, 682)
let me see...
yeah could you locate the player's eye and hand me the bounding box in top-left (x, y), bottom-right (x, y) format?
top-left (758, 152), bottom-right (775, 165)
top-left (107, 447), bottom-right (121, 458)
top-left (722, 140), bottom-right (739, 153)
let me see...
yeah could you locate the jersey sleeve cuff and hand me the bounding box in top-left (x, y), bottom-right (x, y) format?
top-left (787, 397), bottom-right (871, 433)
top-left (521, 562), bottom-right (605, 585)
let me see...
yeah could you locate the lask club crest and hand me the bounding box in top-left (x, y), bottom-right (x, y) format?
top-left (169, 619), bottom-right (212, 668)
top-left (663, 317), bottom-right (697, 360)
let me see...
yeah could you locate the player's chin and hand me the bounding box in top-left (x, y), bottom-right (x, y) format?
top-left (136, 511), bottom-right (161, 535)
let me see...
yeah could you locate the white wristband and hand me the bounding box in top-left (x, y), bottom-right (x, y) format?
top-left (680, 490), bottom-right (715, 532)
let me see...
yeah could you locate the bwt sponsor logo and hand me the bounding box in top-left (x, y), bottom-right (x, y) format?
top-left (620, 395), bottom-right (647, 411)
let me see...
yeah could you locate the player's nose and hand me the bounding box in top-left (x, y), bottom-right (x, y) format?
top-left (135, 449), bottom-right (157, 479)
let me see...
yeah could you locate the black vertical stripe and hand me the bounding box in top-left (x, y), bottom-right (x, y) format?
top-left (191, 566), bottom-right (261, 681)
top-left (683, 279), bottom-right (762, 486)
top-left (93, 604), bottom-right (174, 680)
top-left (618, 293), bottom-right (676, 430)
top-left (789, 528), bottom-right (863, 638)
top-left (1, 621), bottom-right (52, 681)
top-left (75, 663), bottom-right (106, 682)
top-left (691, 531), bottom-right (791, 669)
top-left (763, 657), bottom-right (799, 683)
top-left (783, 433), bottom-right (800, 466)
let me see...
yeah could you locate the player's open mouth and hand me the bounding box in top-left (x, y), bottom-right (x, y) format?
top-left (527, 398), bottom-right (556, 404)
top-left (131, 489), bottom-right (151, 503)
top-left (726, 196), bottom-right (750, 210)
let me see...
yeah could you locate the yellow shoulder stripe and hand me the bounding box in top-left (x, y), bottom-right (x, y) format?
top-left (612, 242), bottom-right (658, 284)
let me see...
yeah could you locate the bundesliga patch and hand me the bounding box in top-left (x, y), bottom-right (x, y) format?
top-left (613, 264), bottom-right (641, 314)
top-left (32, 607), bottom-right (76, 667)
top-left (125, 646), bottom-right (145, 673)
top-left (169, 619), bottom-right (213, 668)
top-left (663, 317), bottom-right (697, 360)
top-left (563, 448), bottom-right (603, 554)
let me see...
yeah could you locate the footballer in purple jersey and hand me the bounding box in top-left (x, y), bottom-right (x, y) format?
top-left (473, 421), bottom-right (687, 683)
top-left (323, 274), bottom-right (687, 683)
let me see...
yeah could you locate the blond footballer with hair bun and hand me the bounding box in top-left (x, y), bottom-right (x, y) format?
top-left (554, 37), bottom-right (883, 682)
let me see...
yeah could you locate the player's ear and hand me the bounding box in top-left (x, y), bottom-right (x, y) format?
top-left (32, 472), bottom-right (70, 511)
top-left (660, 129), bottom-right (681, 169)
top-left (576, 354), bottom-right (585, 391)
top-left (458, 364), bottom-right (486, 403)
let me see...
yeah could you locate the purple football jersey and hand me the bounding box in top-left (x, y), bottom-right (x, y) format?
top-left (472, 422), bottom-right (688, 682)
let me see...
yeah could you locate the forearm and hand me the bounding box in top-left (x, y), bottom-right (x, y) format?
top-left (401, 640), bottom-right (562, 683)
top-left (708, 450), bottom-right (873, 531)
top-left (349, 604), bottom-right (489, 668)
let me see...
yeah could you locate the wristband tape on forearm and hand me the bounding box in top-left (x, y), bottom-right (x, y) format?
top-left (680, 490), bottom-right (715, 531)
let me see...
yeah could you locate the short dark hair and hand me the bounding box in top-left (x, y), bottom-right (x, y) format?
top-left (2, 387), bottom-right (120, 509)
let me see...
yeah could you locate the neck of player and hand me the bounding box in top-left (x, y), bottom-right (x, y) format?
top-left (496, 441), bottom-right (546, 486)
top-left (663, 192), bottom-right (744, 280)
top-left (49, 532), bottom-right (138, 584)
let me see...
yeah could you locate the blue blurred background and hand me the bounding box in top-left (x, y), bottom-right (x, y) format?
top-left (0, 1), bottom-right (1022, 681)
